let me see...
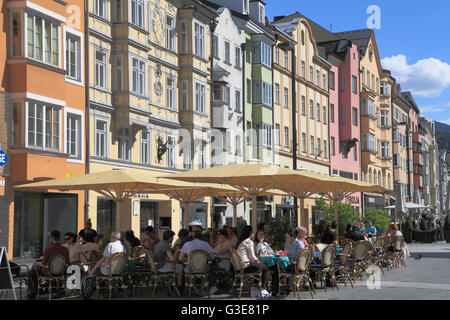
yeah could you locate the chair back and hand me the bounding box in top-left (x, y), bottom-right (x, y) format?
top-left (321, 245), bottom-right (336, 267)
top-left (132, 245), bottom-right (147, 264)
top-left (295, 248), bottom-right (312, 273)
top-left (48, 254), bottom-right (68, 276)
top-left (374, 237), bottom-right (383, 249)
top-left (230, 249), bottom-right (244, 272)
top-left (305, 237), bottom-right (316, 245)
top-left (108, 252), bottom-right (128, 276)
top-left (338, 237), bottom-right (346, 247)
top-left (315, 243), bottom-right (327, 253)
top-left (353, 241), bottom-right (367, 259)
top-left (339, 240), bottom-right (352, 264)
top-left (393, 236), bottom-right (405, 251)
top-left (145, 249), bottom-right (157, 273)
top-left (187, 250), bottom-right (209, 274)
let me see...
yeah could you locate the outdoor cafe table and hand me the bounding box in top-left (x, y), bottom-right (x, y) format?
top-left (258, 256), bottom-right (290, 269)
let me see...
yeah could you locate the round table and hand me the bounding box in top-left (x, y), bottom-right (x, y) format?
top-left (258, 256), bottom-right (290, 269)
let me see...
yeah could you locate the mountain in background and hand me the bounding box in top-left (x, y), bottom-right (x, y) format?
top-left (435, 121), bottom-right (450, 151)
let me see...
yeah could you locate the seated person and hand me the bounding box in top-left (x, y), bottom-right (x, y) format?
top-left (142, 226), bottom-right (160, 251)
top-left (321, 221), bottom-right (338, 246)
top-left (345, 223), bottom-right (366, 242)
top-left (254, 230), bottom-right (274, 257)
top-left (63, 232), bottom-right (81, 264)
top-left (89, 231), bottom-right (126, 277)
top-left (173, 229), bottom-right (189, 250)
top-left (28, 230), bottom-right (69, 298)
top-left (284, 230), bottom-right (304, 262)
top-left (296, 226), bottom-right (309, 247)
top-left (125, 230), bottom-right (141, 248)
top-left (76, 233), bottom-right (100, 263)
top-left (179, 225), bottom-right (210, 249)
top-left (365, 222), bottom-right (377, 238)
top-left (214, 229), bottom-right (233, 271)
top-left (153, 230), bottom-right (179, 272)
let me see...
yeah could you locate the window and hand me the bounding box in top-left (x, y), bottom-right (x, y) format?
top-left (301, 61), bottom-right (305, 78)
top-left (275, 124), bottom-right (280, 146)
top-left (393, 154), bottom-right (400, 167)
top-left (322, 74), bottom-right (326, 90)
top-left (317, 103), bottom-right (321, 121)
top-left (132, 57), bottom-right (145, 95)
top-left (301, 96), bottom-right (306, 115)
top-left (113, 56), bottom-right (123, 91)
top-left (317, 138), bottom-right (321, 157)
top-left (27, 102), bottom-right (60, 151)
top-left (141, 130), bottom-right (150, 164)
top-left (258, 5), bottom-right (265, 24)
top-left (94, 0), bottom-right (107, 19)
top-left (118, 128), bottom-right (131, 162)
top-left (330, 104), bottom-right (335, 123)
top-left (246, 79), bottom-right (252, 103)
top-left (180, 81), bottom-right (188, 111)
top-left (352, 76), bottom-right (357, 93)
top-left (166, 77), bottom-right (175, 109)
top-left (352, 107), bottom-right (358, 126)
top-left (381, 141), bottom-right (390, 159)
top-left (66, 113), bottom-right (81, 159)
top-left (361, 98), bottom-right (375, 118)
top-left (166, 15), bottom-right (175, 51)
top-left (224, 40), bottom-right (231, 64)
top-left (309, 66), bottom-right (313, 82)
top-left (194, 22), bottom-right (205, 58)
top-left (380, 110), bottom-right (389, 127)
top-left (362, 68), bottom-right (365, 86)
top-left (330, 136), bottom-right (335, 155)
top-left (243, 0), bottom-right (249, 13)
top-left (260, 124), bottom-right (272, 148)
top-left (199, 141), bottom-right (206, 169)
top-left (323, 106), bottom-right (327, 124)
top-left (180, 22), bottom-right (187, 54)
top-left (366, 71), bottom-right (370, 88)
top-left (167, 136), bottom-right (175, 168)
top-left (235, 46), bottom-right (241, 68)
top-left (316, 71), bottom-right (320, 86)
top-left (183, 149), bottom-right (192, 170)
top-left (235, 89), bottom-right (241, 112)
top-left (131, 0), bottom-right (144, 28)
top-left (376, 78), bottom-right (379, 94)
top-left (380, 81), bottom-right (389, 96)
top-left (302, 133), bottom-right (306, 153)
top-left (259, 82), bottom-right (272, 106)
top-left (12, 12), bottom-right (22, 56)
top-left (284, 127), bottom-right (289, 148)
top-left (195, 82), bottom-right (206, 114)
top-left (329, 71), bottom-right (335, 90)
top-left (223, 85), bottom-right (230, 106)
top-left (283, 88), bottom-right (288, 108)
top-left (95, 51), bottom-right (106, 89)
top-left (274, 83), bottom-right (280, 105)
top-left (274, 46), bottom-right (279, 64)
top-left (235, 135), bottom-right (242, 155)
top-left (309, 100), bottom-right (314, 119)
top-left (112, 0), bottom-right (123, 23)
top-left (26, 13), bottom-right (59, 66)
top-left (362, 133), bottom-right (376, 153)
top-left (66, 34), bottom-right (81, 81)
top-left (95, 119), bottom-right (107, 157)
top-left (284, 51), bottom-right (288, 69)
top-left (310, 135), bottom-right (315, 155)
top-left (353, 143), bottom-right (357, 161)
top-left (260, 42), bottom-right (271, 67)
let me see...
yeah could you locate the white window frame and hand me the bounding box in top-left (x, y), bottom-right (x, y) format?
top-left (63, 27), bottom-right (83, 85)
top-left (167, 136), bottom-right (175, 168)
top-left (193, 21), bottom-right (205, 59)
top-left (131, 56), bottom-right (145, 96)
top-left (113, 55), bottom-right (123, 91)
top-left (194, 81), bottom-right (206, 114)
top-left (166, 76), bottom-right (176, 109)
top-left (94, 118), bottom-right (108, 158)
top-left (64, 107), bottom-right (84, 163)
top-left (131, 0), bottom-right (144, 29)
top-left (140, 130), bottom-right (151, 164)
top-left (235, 89), bottom-right (241, 113)
top-left (118, 127), bottom-right (132, 162)
top-left (235, 46), bottom-right (241, 69)
top-left (95, 49), bottom-right (107, 89)
top-left (166, 14), bottom-right (176, 51)
top-left (94, 0), bottom-right (107, 19)
top-left (224, 40), bottom-right (231, 64)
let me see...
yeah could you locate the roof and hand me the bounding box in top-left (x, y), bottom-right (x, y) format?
top-left (334, 29), bottom-right (374, 55)
top-left (401, 91), bottom-right (420, 114)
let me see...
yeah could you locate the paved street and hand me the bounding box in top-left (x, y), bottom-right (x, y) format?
top-left (2, 242), bottom-right (450, 300)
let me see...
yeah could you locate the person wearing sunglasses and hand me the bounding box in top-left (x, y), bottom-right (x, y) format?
top-left (63, 232), bottom-right (81, 264)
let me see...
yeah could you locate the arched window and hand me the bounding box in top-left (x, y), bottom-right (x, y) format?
top-left (369, 168), bottom-right (372, 184)
top-left (378, 171), bottom-right (382, 186)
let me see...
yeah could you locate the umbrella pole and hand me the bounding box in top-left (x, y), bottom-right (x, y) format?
top-left (334, 200), bottom-right (339, 236)
top-left (299, 197), bottom-right (304, 230)
top-left (252, 194), bottom-right (257, 231)
top-left (233, 203), bottom-right (238, 228)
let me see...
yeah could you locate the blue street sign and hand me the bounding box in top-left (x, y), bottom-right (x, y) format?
top-left (0, 150), bottom-right (7, 166)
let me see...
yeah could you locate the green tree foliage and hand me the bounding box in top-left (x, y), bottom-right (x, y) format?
top-left (403, 216), bottom-right (414, 231)
top-left (420, 218), bottom-right (428, 231)
top-left (264, 215), bottom-right (293, 251)
top-left (314, 198), bottom-right (360, 236)
top-left (363, 208), bottom-right (391, 234)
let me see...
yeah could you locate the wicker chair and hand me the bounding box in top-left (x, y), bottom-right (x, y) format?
top-left (310, 245), bottom-right (337, 292)
top-left (391, 236), bottom-right (406, 268)
top-left (371, 237), bottom-right (385, 275)
top-left (10, 264), bottom-right (29, 300)
top-left (333, 240), bottom-right (354, 288)
top-left (95, 252), bottom-right (128, 300)
top-left (34, 254), bottom-right (69, 300)
top-left (129, 246), bottom-right (150, 295)
top-left (278, 248), bottom-right (314, 299)
top-left (145, 249), bottom-right (177, 298)
top-left (184, 250), bottom-right (211, 298)
top-left (349, 240), bottom-right (370, 281)
top-left (229, 249), bottom-right (262, 299)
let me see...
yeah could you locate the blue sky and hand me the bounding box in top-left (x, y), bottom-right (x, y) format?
top-left (265, 0), bottom-right (450, 124)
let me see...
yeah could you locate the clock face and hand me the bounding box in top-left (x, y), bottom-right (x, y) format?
top-left (152, 8), bottom-right (165, 45)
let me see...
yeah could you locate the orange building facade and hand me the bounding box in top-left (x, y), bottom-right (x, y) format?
top-left (1, 0), bottom-right (86, 259)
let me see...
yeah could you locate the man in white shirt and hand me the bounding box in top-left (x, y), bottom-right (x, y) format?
top-left (89, 231), bottom-right (126, 276)
top-left (178, 231), bottom-right (218, 295)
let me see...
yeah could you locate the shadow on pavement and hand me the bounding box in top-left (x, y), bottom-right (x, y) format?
top-left (409, 252), bottom-right (450, 259)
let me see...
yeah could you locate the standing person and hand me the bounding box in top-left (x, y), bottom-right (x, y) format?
top-left (236, 226), bottom-right (271, 298)
top-left (27, 230), bottom-right (69, 299)
top-left (89, 231), bottom-right (126, 277)
top-left (296, 226), bottom-right (309, 247)
top-left (142, 226), bottom-right (160, 251)
top-left (321, 221), bottom-right (338, 246)
top-left (78, 219), bottom-right (98, 242)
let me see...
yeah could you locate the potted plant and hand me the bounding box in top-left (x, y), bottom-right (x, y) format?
top-left (403, 216), bottom-right (413, 243)
top-left (444, 215), bottom-right (450, 243)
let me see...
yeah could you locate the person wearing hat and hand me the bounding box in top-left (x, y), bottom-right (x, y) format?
top-left (27, 230), bottom-right (69, 299)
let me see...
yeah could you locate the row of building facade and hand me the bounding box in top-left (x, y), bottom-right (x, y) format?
top-left (0, 0), bottom-right (447, 260)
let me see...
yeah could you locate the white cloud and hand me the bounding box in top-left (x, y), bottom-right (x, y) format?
top-left (381, 55), bottom-right (450, 98)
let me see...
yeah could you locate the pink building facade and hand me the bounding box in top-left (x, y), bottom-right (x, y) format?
top-left (327, 43), bottom-right (362, 211)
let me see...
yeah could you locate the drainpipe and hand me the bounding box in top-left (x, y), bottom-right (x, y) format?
top-left (84, 0), bottom-right (90, 224)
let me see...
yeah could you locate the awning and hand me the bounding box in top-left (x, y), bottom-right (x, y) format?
top-left (385, 202), bottom-right (429, 209)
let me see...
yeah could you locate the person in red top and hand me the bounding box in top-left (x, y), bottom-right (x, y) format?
top-left (27, 230), bottom-right (69, 299)
top-left (296, 226), bottom-right (309, 247)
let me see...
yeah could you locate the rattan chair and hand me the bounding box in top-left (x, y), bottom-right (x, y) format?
top-left (371, 237), bottom-right (385, 275)
top-left (10, 264), bottom-right (29, 300)
top-left (278, 248), bottom-right (314, 299)
top-left (391, 236), bottom-right (406, 268)
top-left (184, 250), bottom-right (211, 298)
top-left (349, 240), bottom-right (370, 281)
top-left (310, 245), bottom-right (337, 292)
top-left (34, 253), bottom-right (68, 300)
top-left (333, 240), bottom-right (354, 288)
top-left (229, 249), bottom-right (262, 299)
top-left (129, 246), bottom-right (150, 295)
top-left (145, 249), bottom-right (177, 298)
top-left (95, 252), bottom-right (128, 300)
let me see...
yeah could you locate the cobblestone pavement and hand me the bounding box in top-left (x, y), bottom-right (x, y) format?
top-left (2, 242), bottom-right (450, 300)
